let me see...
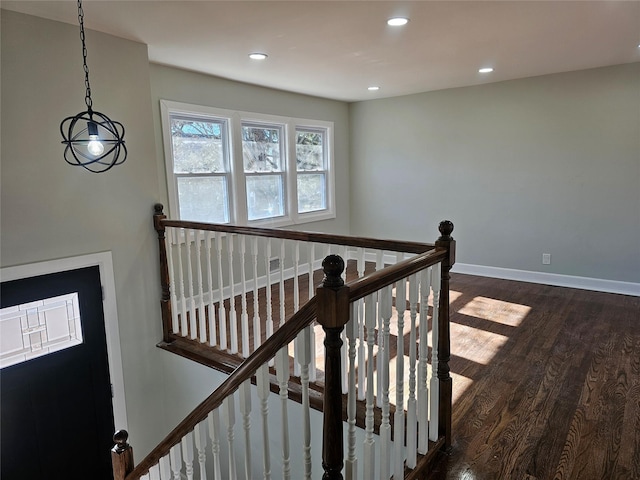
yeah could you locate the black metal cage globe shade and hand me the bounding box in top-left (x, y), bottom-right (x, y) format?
top-left (61, 109), bottom-right (127, 173)
top-left (60, 0), bottom-right (127, 173)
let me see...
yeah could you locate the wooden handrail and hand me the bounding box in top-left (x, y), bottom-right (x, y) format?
top-left (127, 248), bottom-right (451, 478)
top-left (125, 297), bottom-right (318, 479)
top-left (347, 248), bottom-right (448, 303)
top-left (135, 206), bottom-right (455, 479)
top-left (155, 204), bottom-right (434, 255)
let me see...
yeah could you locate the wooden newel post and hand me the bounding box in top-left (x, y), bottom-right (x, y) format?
top-left (111, 430), bottom-right (134, 480)
top-left (435, 220), bottom-right (455, 449)
top-left (316, 254), bottom-right (350, 480)
top-left (153, 203), bottom-right (173, 343)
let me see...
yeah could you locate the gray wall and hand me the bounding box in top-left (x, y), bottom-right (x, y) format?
top-left (3, 7), bottom-right (638, 467)
top-left (149, 63), bottom-right (351, 235)
top-left (1, 11), bottom-right (353, 459)
top-left (349, 63), bottom-right (640, 283)
top-left (146, 62), bottom-right (353, 448)
top-left (0, 10), bottom-right (170, 457)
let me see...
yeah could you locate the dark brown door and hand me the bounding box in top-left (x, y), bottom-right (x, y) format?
top-left (1, 266), bottom-right (115, 479)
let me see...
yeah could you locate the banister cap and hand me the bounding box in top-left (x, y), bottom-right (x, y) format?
top-left (322, 254), bottom-right (345, 288)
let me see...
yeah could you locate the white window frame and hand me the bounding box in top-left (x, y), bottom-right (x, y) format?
top-left (160, 100), bottom-right (335, 227)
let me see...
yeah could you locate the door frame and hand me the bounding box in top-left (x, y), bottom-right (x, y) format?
top-left (1, 251), bottom-right (128, 431)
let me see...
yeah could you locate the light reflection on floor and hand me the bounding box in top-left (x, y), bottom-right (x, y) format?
top-left (449, 295), bottom-right (532, 402)
top-left (458, 296), bottom-right (531, 327)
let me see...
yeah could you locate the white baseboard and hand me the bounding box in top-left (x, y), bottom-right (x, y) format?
top-left (452, 263), bottom-right (640, 297)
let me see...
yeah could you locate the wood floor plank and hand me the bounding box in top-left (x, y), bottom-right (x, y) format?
top-left (168, 264), bottom-right (640, 479)
top-left (430, 274), bottom-right (640, 480)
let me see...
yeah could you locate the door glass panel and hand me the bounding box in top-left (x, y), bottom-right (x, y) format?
top-left (0, 293), bottom-right (82, 369)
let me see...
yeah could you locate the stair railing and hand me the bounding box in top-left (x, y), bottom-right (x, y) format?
top-left (111, 207), bottom-right (455, 480)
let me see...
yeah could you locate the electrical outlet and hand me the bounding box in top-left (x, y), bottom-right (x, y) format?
top-left (542, 253), bottom-right (551, 265)
top-left (269, 258), bottom-right (280, 271)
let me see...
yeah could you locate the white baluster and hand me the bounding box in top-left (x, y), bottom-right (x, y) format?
top-left (340, 245), bottom-right (348, 394)
top-left (293, 242), bottom-right (301, 313)
top-left (308, 243), bottom-right (317, 382)
top-left (228, 235), bottom-right (238, 354)
top-left (376, 249), bottom-right (385, 408)
top-left (239, 380), bottom-right (252, 480)
top-left (418, 267), bottom-right (432, 455)
top-left (252, 237), bottom-right (261, 352)
top-left (223, 395), bottom-right (238, 479)
top-left (141, 473), bottom-right (150, 480)
top-left (406, 274), bottom-right (419, 468)
top-left (159, 454), bottom-right (171, 480)
top-left (345, 305), bottom-right (358, 480)
top-left (394, 271), bottom-right (407, 479)
top-left (298, 326), bottom-right (313, 479)
top-left (169, 442), bottom-right (182, 480)
top-left (148, 464), bottom-right (160, 480)
top-left (276, 347), bottom-right (291, 480)
top-left (279, 240), bottom-right (286, 327)
top-left (181, 431), bottom-right (195, 480)
top-left (363, 294), bottom-right (377, 480)
top-left (266, 239), bottom-right (274, 368)
top-left (215, 232), bottom-right (228, 351)
top-left (307, 243), bottom-right (315, 300)
top-left (206, 231), bottom-right (217, 346)
top-left (293, 242), bottom-right (301, 377)
top-left (339, 245), bottom-right (348, 280)
top-left (176, 229), bottom-right (188, 337)
top-left (166, 228), bottom-right (179, 334)
top-left (356, 247), bottom-right (366, 401)
top-left (240, 236), bottom-right (250, 357)
top-left (257, 364), bottom-right (272, 480)
top-left (208, 408), bottom-right (223, 480)
top-left (185, 230), bottom-right (197, 340)
top-left (195, 230), bottom-right (206, 343)
top-left (379, 285), bottom-right (392, 480)
top-left (429, 262), bottom-right (442, 442)
top-left (194, 419), bottom-right (208, 479)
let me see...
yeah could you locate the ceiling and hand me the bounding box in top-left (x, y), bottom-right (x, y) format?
top-left (2, 1), bottom-right (639, 102)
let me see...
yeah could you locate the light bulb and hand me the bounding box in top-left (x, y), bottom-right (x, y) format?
top-left (87, 135), bottom-right (104, 156)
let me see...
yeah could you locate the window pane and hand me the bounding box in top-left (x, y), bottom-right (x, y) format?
top-left (242, 125), bottom-right (283, 172)
top-left (177, 177), bottom-right (229, 223)
top-left (171, 117), bottom-right (226, 173)
top-left (246, 175), bottom-right (284, 221)
top-left (296, 129), bottom-right (325, 171)
top-left (297, 173), bottom-right (326, 213)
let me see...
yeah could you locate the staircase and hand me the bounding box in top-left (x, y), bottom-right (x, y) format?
top-left (111, 204), bottom-right (456, 480)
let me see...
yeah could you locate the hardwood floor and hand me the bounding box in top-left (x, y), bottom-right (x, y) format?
top-left (167, 264), bottom-right (640, 479)
top-left (431, 273), bottom-right (640, 480)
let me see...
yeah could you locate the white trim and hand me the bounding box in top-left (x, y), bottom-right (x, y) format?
top-left (159, 99), bottom-right (336, 228)
top-left (0, 252), bottom-right (128, 429)
top-left (452, 263), bottom-right (640, 297)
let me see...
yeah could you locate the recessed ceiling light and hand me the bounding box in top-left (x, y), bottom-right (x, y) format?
top-left (368, 86), bottom-right (380, 91)
top-left (249, 53), bottom-right (268, 60)
top-left (478, 67), bottom-right (494, 73)
top-left (387, 17), bottom-right (409, 26)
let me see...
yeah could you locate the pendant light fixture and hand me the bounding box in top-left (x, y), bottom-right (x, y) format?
top-left (60, 0), bottom-right (127, 173)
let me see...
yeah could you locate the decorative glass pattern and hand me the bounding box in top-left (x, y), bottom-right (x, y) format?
top-left (0, 293), bottom-right (83, 369)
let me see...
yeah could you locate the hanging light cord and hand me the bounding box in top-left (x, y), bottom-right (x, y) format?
top-left (77, 0), bottom-right (93, 112)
